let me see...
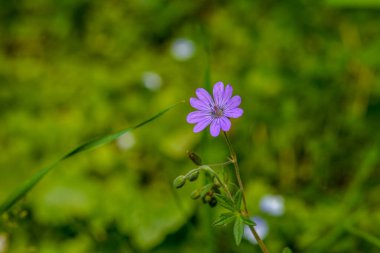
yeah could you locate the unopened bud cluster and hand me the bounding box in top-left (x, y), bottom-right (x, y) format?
top-left (174, 151), bottom-right (220, 208)
top-left (173, 170), bottom-right (200, 189)
top-left (201, 184), bottom-right (220, 208)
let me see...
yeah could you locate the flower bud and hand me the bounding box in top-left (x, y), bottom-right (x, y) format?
top-left (190, 189), bottom-right (201, 199)
top-left (173, 175), bottom-right (186, 189)
top-left (187, 151), bottom-right (202, 166)
top-left (209, 197), bottom-right (218, 207)
top-left (188, 171), bottom-right (199, 182)
top-left (212, 183), bottom-right (221, 194)
top-left (202, 194), bottom-right (212, 204)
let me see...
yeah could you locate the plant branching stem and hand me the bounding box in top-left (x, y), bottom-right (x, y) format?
top-left (223, 132), bottom-right (269, 253)
top-left (208, 161), bottom-right (233, 168)
top-left (196, 165), bottom-right (234, 201)
top-left (213, 172), bottom-right (234, 200)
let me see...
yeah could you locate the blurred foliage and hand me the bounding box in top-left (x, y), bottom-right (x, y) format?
top-left (1, 0), bottom-right (380, 252)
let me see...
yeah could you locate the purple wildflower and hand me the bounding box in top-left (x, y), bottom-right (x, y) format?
top-left (186, 82), bottom-right (243, 137)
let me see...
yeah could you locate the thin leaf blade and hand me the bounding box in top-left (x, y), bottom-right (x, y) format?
top-left (242, 216), bottom-right (256, 226)
top-left (233, 189), bottom-right (242, 210)
top-left (214, 193), bottom-right (235, 211)
top-left (0, 102), bottom-right (182, 215)
top-left (233, 215), bottom-right (244, 246)
top-left (213, 212), bottom-right (236, 226)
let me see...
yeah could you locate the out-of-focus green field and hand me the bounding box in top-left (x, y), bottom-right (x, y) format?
top-left (1, 0), bottom-right (380, 252)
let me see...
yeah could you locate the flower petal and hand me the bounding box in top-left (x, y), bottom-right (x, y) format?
top-left (219, 116), bottom-right (231, 131)
top-left (225, 95), bottom-right (241, 109)
top-left (221, 84), bottom-right (233, 105)
top-left (190, 97), bottom-right (210, 111)
top-left (196, 88), bottom-right (214, 107)
top-left (210, 119), bottom-right (221, 137)
top-left (213, 82), bottom-right (224, 106)
top-left (193, 118), bottom-right (212, 133)
top-left (186, 111), bottom-right (210, 124)
top-left (224, 108), bottom-right (243, 118)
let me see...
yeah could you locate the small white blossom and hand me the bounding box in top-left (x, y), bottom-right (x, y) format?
top-left (171, 38), bottom-right (195, 61)
top-left (260, 194), bottom-right (285, 216)
top-left (0, 234), bottom-right (8, 253)
top-left (117, 133), bottom-right (136, 150)
top-left (142, 72), bottom-right (162, 91)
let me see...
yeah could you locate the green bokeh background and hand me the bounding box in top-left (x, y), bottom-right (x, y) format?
top-left (1, 0), bottom-right (380, 252)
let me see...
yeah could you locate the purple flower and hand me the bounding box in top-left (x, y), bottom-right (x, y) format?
top-left (187, 82), bottom-right (243, 137)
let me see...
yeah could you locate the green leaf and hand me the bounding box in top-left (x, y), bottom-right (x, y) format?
top-left (242, 216), bottom-right (256, 226)
top-left (233, 215), bottom-right (244, 246)
top-left (214, 193), bottom-right (235, 211)
top-left (0, 102), bottom-right (182, 215)
top-left (282, 247), bottom-right (293, 253)
top-left (233, 190), bottom-right (242, 210)
top-left (213, 212), bottom-right (236, 226)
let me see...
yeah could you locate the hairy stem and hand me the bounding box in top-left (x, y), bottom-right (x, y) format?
top-left (223, 132), bottom-right (269, 253)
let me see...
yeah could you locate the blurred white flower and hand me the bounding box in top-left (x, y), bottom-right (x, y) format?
top-left (243, 216), bottom-right (269, 244)
top-left (171, 38), bottom-right (195, 61)
top-left (142, 71), bottom-right (162, 91)
top-left (0, 234), bottom-right (8, 253)
top-left (117, 133), bottom-right (136, 150)
top-left (259, 194), bottom-right (285, 216)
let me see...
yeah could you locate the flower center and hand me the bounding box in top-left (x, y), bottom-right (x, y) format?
top-left (212, 105), bottom-right (224, 118)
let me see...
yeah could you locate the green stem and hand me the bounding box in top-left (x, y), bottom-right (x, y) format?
top-left (223, 132), bottom-right (269, 253)
top-left (207, 161), bottom-right (233, 168)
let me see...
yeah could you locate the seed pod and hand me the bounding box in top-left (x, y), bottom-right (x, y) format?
top-left (188, 171), bottom-right (199, 182)
top-left (187, 151), bottom-right (202, 166)
top-left (19, 210), bottom-right (28, 219)
top-left (173, 175), bottom-right (186, 189)
top-left (190, 189), bottom-right (201, 199)
top-left (202, 194), bottom-right (212, 204)
top-left (212, 183), bottom-right (221, 194)
top-left (209, 197), bottom-right (218, 207)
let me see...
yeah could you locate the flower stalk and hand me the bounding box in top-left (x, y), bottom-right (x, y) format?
top-left (223, 132), bottom-right (269, 253)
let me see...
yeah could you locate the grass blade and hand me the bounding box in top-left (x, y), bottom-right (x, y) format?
top-left (0, 102), bottom-right (182, 215)
top-left (346, 225), bottom-right (380, 248)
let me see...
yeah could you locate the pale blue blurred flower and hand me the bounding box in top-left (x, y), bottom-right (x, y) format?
top-left (243, 216), bottom-right (269, 244)
top-left (117, 133), bottom-right (136, 150)
top-left (142, 71), bottom-right (162, 91)
top-left (0, 233), bottom-right (8, 253)
top-left (259, 194), bottom-right (285, 216)
top-left (171, 38), bottom-right (195, 61)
